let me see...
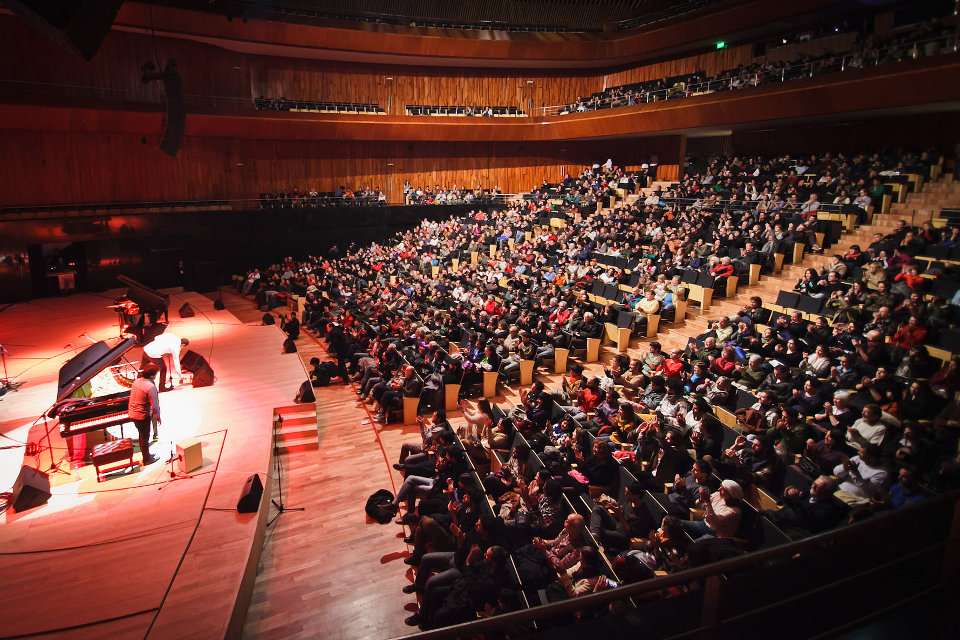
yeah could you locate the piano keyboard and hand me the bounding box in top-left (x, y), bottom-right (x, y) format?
top-left (60, 412), bottom-right (133, 438)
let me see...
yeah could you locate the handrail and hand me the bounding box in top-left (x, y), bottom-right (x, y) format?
top-left (0, 194), bottom-right (523, 216)
top-left (395, 488), bottom-right (960, 639)
top-left (536, 32), bottom-right (959, 117)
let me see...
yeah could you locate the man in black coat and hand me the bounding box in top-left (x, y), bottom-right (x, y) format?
top-left (766, 476), bottom-right (846, 537)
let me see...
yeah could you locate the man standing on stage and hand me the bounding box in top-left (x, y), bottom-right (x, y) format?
top-left (142, 332), bottom-right (189, 392)
top-left (129, 364), bottom-right (161, 466)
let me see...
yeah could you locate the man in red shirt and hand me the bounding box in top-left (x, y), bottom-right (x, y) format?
top-left (128, 364), bottom-right (161, 465)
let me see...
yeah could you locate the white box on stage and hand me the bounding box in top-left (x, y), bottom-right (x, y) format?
top-left (176, 439), bottom-right (203, 473)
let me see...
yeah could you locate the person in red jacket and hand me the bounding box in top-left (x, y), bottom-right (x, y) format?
top-left (710, 347), bottom-right (738, 376)
top-left (577, 377), bottom-right (604, 413)
top-left (709, 256), bottom-right (735, 279)
top-left (893, 265), bottom-right (925, 294)
top-left (657, 348), bottom-right (687, 380)
top-left (550, 301), bottom-right (573, 325)
top-left (891, 315), bottom-right (928, 351)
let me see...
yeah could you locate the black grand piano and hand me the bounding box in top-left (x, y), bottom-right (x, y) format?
top-left (115, 275), bottom-right (171, 344)
top-left (52, 337), bottom-right (139, 439)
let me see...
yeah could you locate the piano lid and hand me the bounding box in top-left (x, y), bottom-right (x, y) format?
top-left (117, 275), bottom-right (170, 311)
top-left (57, 337), bottom-right (138, 402)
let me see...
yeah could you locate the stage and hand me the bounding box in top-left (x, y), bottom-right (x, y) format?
top-left (0, 288), bottom-right (309, 639)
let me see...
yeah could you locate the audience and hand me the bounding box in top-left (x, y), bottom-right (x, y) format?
top-left (239, 148), bottom-right (957, 631)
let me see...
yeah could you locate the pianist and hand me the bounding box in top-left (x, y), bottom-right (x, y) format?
top-left (129, 364), bottom-right (161, 466)
top-left (142, 332), bottom-right (189, 392)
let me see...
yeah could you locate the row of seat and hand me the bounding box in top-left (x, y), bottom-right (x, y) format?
top-left (405, 105), bottom-right (526, 117)
top-left (254, 98), bottom-right (385, 114)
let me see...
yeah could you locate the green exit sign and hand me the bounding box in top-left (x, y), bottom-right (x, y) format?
top-left (716, 41), bottom-right (726, 49)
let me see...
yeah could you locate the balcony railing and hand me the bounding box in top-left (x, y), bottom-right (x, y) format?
top-left (536, 33), bottom-right (959, 117)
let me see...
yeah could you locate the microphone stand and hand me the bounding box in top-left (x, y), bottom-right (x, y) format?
top-left (157, 440), bottom-right (190, 490)
top-left (39, 411), bottom-right (72, 476)
top-left (267, 415), bottom-right (303, 526)
top-left (0, 343), bottom-right (24, 394)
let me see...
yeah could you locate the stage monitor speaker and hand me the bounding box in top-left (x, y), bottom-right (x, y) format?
top-left (262, 313), bottom-right (275, 325)
top-left (283, 337), bottom-right (297, 354)
top-left (213, 297), bottom-right (225, 311)
top-left (178, 302), bottom-right (195, 318)
top-left (4, 0), bottom-right (123, 61)
top-left (237, 473), bottom-right (263, 513)
top-left (11, 466), bottom-right (51, 512)
top-left (180, 350), bottom-right (214, 387)
top-left (294, 380), bottom-right (315, 403)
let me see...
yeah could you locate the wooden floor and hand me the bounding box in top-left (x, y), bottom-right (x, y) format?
top-left (0, 288), bottom-right (307, 639)
top-left (217, 288), bottom-right (411, 640)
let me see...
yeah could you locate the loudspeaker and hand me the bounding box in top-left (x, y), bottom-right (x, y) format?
top-left (10, 466), bottom-right (51, 512)
top-left (236, 473), bottom-right (263, 513)
top-left (262, 313), bottom-right (275, 325)
top-left (180, 350), bottom-right (214, 387)
top-left (178, 302), bottom-right (195, 318)
top-left (213, 295), bottom-right (225, 311)
top-left (294, 380), bottom-right (315, 403)
top-left (3, 0), bottom-right (123, 61)
top-left (159, 71), bottom-right (185, 157)
top-left (283, 337), bottom-right (297, 354)
top-left (175, 439), bottom-right (203, 474)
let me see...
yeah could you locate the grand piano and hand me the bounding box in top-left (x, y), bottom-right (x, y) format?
top-left (116, 275), bottom-right (171, 344)
top-left (52, 337), bottom-right (139, 440)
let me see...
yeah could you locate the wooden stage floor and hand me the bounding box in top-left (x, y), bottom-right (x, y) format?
top-left (0, 289), bottom-right (308, 639)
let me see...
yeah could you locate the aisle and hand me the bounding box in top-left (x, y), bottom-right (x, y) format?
top-left (219, 288), bottom-right (413, 640)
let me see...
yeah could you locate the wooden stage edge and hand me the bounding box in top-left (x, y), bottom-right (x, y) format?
top-left (0, 288), bottom-right (308, 640)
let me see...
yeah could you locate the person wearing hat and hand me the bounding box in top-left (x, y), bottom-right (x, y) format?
top-left (681, 479), bottom-right (744, 540)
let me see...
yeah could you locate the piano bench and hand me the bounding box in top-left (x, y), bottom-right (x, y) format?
top-left (91, 438), bottom-right (135, 482)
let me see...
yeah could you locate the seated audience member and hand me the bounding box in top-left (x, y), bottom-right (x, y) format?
top-left (834, 444), bottom-right (890, 504)
top-left (558, 547), bottom-right (617, 597)
top-left (658, 458), bottom-right (715, 517)
top-left (766, 476), bottom-right (846, 536)
top-left (846, 403), bottom-right (898, 450)
top-left (873, 466), bottom-right (928, 510)
top-left (410, 544), bottom-right (510, 630)
top-left (804, 428), bottom-right (852, 478)
top-left (533, 514), bottom-right (591, 573)
top-left (589, 480), bottom-right (655, 554)
top-left (680, 480), bottom-right (744, 541)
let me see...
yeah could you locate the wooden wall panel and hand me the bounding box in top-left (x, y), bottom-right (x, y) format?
top-left (0, 15), bottom-right (249, 104)
top-left (602, 43), bottom-right (756, 89)
top-left (0, 15), bottom-right (802, 116)
top-left (0, 131), bottom-right (679, 207)
top-left (2, 13), bottom-right (866, 116)
top-left (4, 52), bottom-right (957, 146)
top-left (251, 61), bottom-right (597, 113)
top-left (730, 112), bottom-right (960, 157)
top-left (687, 135), bottom-right (734, 160)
